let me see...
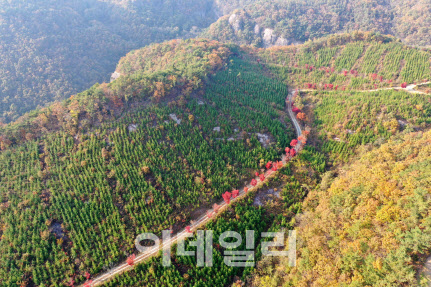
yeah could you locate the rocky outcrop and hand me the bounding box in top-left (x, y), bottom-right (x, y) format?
top-left (262, 28), bottom-right (300, 47)
top-left (110, 71), bottom-right (121, 82)
top-left (275, 36), bottom-right (289, 46)
top-left (228, 13), bottom-right (243, 32)
top-left (254, 24), bottom-right (260, 35)
top-left (262, 28), bottom-right (275, 47)
top-left (204, 9), bottom-right (302, 48)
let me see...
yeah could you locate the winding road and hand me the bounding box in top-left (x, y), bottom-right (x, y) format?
top-left (287, 89), bottom-right (303, 138)
top-left (299, 81), bottom-right (431, 95)
top-left (82, 79), bottom-right (431, 286)
top-left (82, 89), bottom-right (303, 286)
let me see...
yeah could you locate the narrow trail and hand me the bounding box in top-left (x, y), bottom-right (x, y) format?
top-left (84, 89), bottom-right (303, 286)
top-left (80, 79), bottom-right (430, 286)
top-left (299, 81), bottom-right (431, 95)
top-left (422, 257), bottom-right (431, 286)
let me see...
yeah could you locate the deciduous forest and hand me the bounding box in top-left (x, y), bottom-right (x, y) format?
top-left (1, 0), bottom-right (430, 124)
top-left (0, 3), bottom-right (430, 286)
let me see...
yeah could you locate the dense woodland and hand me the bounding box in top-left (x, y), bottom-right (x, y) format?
top-left (203, 0), bottom-right (431, 49)
top-left (87, 35), bottom-right (431, 286)
top-left (99, 159), bottom-right (320, 287)
top-left (252, 130), bottom-right (431, 286)
top-left (0, 6), bottom-right (431, 284)
top-left (242, 35), bottom-right (431, 287)
top-left (1, 0), bottom-right (431, 123)
top-left (0, 39), bottom-right (300, 286)
top-left (255, 32), bottom-right (430, 89)
top-left (0, 0), bottom-right (219, 123)
top-left (0, 39), bottom-right (232, 150)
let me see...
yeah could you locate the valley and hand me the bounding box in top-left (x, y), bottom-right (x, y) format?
top-left (0, 17), bottom-right (430, 286)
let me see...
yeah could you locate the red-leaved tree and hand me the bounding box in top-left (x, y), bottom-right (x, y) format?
top-left (265, 161), bottom-right (273, 169)
top-left (222, 192), bottom-right (232, 204)
top-left (127, 254), bottom-right (136, 266)
top-left (292, 107), bottom-right (301, 113)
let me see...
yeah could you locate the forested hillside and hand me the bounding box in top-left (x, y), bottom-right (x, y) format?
top-left (76, 36), bottom-right (431, 287)
top-left (1, 15), bottom-right (431, 284)
top-left (202, 0), bottom-right (431, 49)
top-left (0, 39), bottom-right (299, 286)
top-left (0, 39), bottom-right (231, 149)
top-left (98, 150), bottom-right (321, 287)
top-left (1, 0), bottom-right (430, 124)
top-left (302, 88), bottom-right (430, 164)
top-left (249, 31), bottom-right (430, 93)
top-left (250, 32), bottom-right (431, 165)
top-left (0, 0), bottom-right (219, 123)
top-left (251, 129), bottom-right (431, 286)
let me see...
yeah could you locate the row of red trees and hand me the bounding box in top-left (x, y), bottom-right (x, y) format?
top-left (299, 64), bottom-right (415, 90)
top-left (104, 132), bottom-right (309, 287)
top-left (305, 83), bottom-right (349, 91)
top-left (323, 84), bottom-right (339, 90)
top-left (124, 101), bottom-right (310, 286)
top-left (219, 138), bottom-right (303, 206)
top-left (301, 65), bottom-right (414, 91)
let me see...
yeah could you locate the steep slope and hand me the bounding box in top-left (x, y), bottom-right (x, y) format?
top-left (1, 31), bottom-right (430, 286)
top-left (2, 0), bottom-right (430, 124)
top-left (0, 39), bottom-right (296, 286)
top-left (57, 35), bottom-right (431, 287)
top-left (0, 39), bottom-right (231, 149)
top-left (0, 0), bottom-right (219, 123)
top-left (239, 35), bottom-right (431, 287)
top-left (251, 129), bottom-right (431, 286)
top-left (202, 0), bottom-right (431, 49)
top-left (301, 88), bottom-right (431, 164)
top-left (391, 0), bottom-right (431, 47)
top-left (255, 32), bottom-right (430, 89)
